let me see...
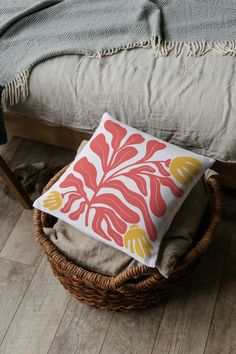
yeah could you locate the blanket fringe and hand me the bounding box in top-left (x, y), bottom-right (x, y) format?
top-left (91, 36), bottom-right (236, 58)
top-left (1, 70), bottom-right (30, 109)
top-left (151, 37), bottom-right (236, 57)
top-left (2, 37), bottom-right (236, 108)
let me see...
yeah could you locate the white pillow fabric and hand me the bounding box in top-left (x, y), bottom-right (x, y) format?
top-left (34, 112), bottom-right (214, 267)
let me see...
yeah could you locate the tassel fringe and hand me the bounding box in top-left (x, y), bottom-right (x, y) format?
top-left (2, 70), bottom-right (30, 109)
top-left (2, 37), bottom-right (236, 108)
top-left (150, 37), bottom-right (236, 58)
top-left (91, 37), bottom-right (236, 59)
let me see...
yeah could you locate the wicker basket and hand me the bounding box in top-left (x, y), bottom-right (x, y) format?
top-left (34, 166), bottom-right (222, 311)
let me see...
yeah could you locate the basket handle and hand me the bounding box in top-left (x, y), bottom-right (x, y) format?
top-left (207, 176), bottom-right (222, 218)
top-left (111, 265), bottom-right (159, 289)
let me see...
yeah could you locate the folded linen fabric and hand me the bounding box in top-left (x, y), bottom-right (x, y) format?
top-left (44, 175), bottom-right (209, 278)
top-left (34, 112), bottom-right (214, 267)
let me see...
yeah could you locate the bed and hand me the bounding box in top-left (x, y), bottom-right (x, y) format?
top-left (7, 48), bottom-right (236, 162)
top-left (1, 1), bottom-right (236, 208)
top-left (3, 48), bottom-right (236, 189)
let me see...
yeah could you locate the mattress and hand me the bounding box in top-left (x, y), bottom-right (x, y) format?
top-left (12, 48), bottom-right (236, 162)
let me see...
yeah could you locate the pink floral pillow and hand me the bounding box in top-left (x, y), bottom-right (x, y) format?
top-left (33, 113), bottom-right (214, 267)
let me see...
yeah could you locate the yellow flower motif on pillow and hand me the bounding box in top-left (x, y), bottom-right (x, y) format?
top-left (170, 156), bottom-right (202, 185)
top-left (124, 225), bottom-right (153, 258)
top-left (43, 191), bottom-right (63, 211)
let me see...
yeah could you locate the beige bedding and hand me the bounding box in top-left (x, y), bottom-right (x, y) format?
top-left (12, 49), bottom-right (236, 162)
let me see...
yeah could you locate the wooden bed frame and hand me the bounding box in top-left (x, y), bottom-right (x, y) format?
top-left (4, 111), bottom-right (92, 150)
top-left (1, 111), bottom-right (236, 208)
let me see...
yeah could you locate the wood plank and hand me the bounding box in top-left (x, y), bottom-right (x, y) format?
top-left (0, 138), bottom-right (24, 251)
top-left (0, 210), bottom-right (43, 267)
top-left (0, 258), bottom-right (35, 344)
top-left (0, 190), bottom-right (23, 252)
top-left (204, 192), bottom-right (236, 354)
top-left (0, 139), bottom-right (57, 265)
top-left (0, 255), bottom-right (70, 354)
top-left (100, 304), bottom-right (166, 354)
top-left (48, 298), bottom-right (113, 354)
top-left (152, 194), bottom-right (235, 354)
top-left (5, 112), bottom-right (92, 150)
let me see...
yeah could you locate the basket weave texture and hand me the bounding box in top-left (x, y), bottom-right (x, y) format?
top-left (34, 166), bottom-right (222, 311)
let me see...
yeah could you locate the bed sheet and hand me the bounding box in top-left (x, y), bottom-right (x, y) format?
top-left (12, 49), bottom-right (236, 162)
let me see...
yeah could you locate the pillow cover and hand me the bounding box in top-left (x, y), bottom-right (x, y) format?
top-left (33, 112), bottom-right (214, 267)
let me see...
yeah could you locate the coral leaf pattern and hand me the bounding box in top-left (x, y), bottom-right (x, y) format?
top-left (69, 201), bottom-right (86, 221)
top-left (43, 191), bottom-right (62, 211)
top-left (101, 208), bottom-right (127, 234)
top-left (148, 175), bottom-right (167, 217)
top-left (60, 193), bottom-right (81, 214)
top-left (92, 209), bottom-right (112, 242)
top-left (104, 215), bottom-right (124, 246)
top-left (90, 133), bottom-right (109, 172)
top-left (74, 157), bottom-right (97, 191)
top-left (124, 172), bottom-right (148, 196)
top-left (152, 161), bottom-right (171, 176)
top-left (94, 193), bottom-right (140, 224)
top-left (140, 140), bottom-right (166, 162)
top-left (104, 119), bottom-right (127, 149)
top-left (123, 133), bottom-right (145, 146)
top-left (124, 225), bottom-right (153, 258)
top-left (111, 146), bottom-right (137, 169)
top-left (60, 173), bottom-right (85, 195)
top-left (170, 156), bottom-right (202, 184)
top-left (56, 117), bottom-right (187, 259)
top-left (158, 177), bottom-right (184, 197)
top-left (105, 180), bottom-right (157, 241)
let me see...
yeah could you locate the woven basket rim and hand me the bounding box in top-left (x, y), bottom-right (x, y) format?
top-left (34, 165), bottom-right (221, 291)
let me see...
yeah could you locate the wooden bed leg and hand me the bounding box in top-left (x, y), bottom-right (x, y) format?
top-left (0, 155), bottom-right (32, 209)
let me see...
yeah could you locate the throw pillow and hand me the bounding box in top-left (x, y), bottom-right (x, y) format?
top-left (34, 112), bottom-right (215, 267)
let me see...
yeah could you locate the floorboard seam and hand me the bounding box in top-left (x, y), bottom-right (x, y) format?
top-left (0, 255), bottom-right (37, 270)
top-left (0, 253), bottom-right (44, 348)
top-left (98, 313), bottom-right (115, 354)
top-left (0, 208), bottom-right (23, 253)
top-left (46, 296), bottom-right (73, 354)
top-left (150, 301), bottom-right (168, 354)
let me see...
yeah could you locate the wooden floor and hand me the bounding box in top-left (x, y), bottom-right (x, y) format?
top-left (0, 137), bottom-right (235, 354)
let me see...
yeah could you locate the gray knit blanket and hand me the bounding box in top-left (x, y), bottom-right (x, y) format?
top-left (1, 0), bottom-right (236, 144)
